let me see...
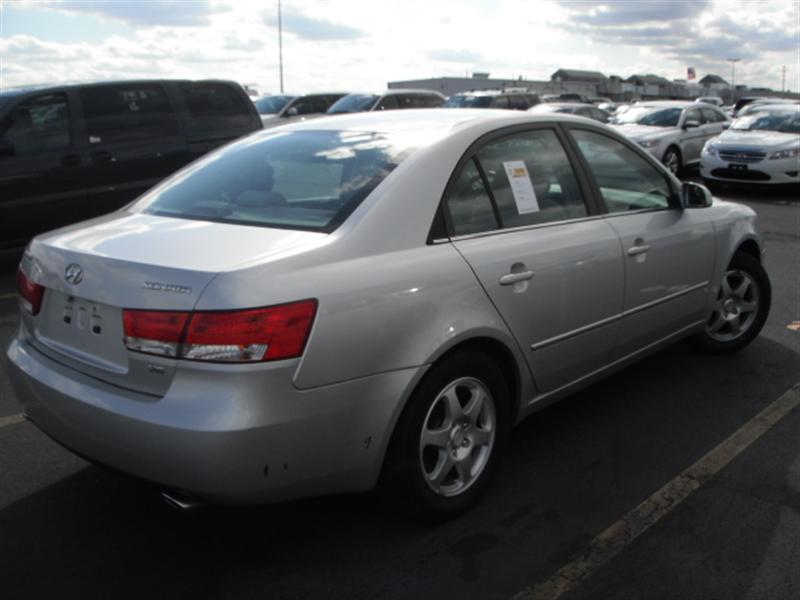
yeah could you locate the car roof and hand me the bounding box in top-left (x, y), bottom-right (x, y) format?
top-left (539, 102), bottom-right (596, 109)
top-left (0, 78), bottom-right (241, 99)
top-left (638, 101), bottom-right (696, 108)
top-left (273, 108), bottom-right (606, 142)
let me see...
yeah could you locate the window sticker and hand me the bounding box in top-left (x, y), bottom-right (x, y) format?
top-left (502, 160), bottom-right (539, 214)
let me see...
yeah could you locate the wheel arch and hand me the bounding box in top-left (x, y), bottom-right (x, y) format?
top-left (374, 332), bottom-right (527, 485)
top-left (734, 238), bottom-right (762, 263)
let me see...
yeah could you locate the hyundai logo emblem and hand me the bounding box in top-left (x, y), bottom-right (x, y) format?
top-left (64, 263), bottom-right (84, 285)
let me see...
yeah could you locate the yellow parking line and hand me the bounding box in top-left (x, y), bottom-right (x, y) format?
top-left (0, 293), bottom-right (16, 301)
top-left (511, 382), bottom-right (800, 600)
top-left (0, 413), bottom-right (25, 429)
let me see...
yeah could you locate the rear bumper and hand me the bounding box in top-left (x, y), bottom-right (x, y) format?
top-left (6, 336), bottom-right (422, 505)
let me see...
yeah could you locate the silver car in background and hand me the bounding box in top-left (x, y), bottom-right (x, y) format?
top-left (611, 101), bottom-right (730, 175)
top-left (7, 110), bottom-right (770, 520)
top-left (701, 104), bottom-right (800, 186)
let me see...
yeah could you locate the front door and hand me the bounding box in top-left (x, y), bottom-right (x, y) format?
top-left (569, 127), bottom-right (715, 358)
top-left (0, 91), bottom-right (89, 249)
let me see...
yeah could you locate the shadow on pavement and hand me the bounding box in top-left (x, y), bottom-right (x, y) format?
top-left (1, 337), bottom-right (799, 600)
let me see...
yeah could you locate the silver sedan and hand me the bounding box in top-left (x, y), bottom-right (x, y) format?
top-left (611, 101), bottom-right (730, 175)
top-left (7, 110), bottom-right (770, 520)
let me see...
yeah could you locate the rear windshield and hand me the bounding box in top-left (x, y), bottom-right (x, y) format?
top-left (442, 95), bottom-right (494, 108)
top-left (254, 95), bottom-right (295, 115)
top-left (134, 130), bottom-right (417, 232)
top-left (327, 94), bottom-right (379, 114)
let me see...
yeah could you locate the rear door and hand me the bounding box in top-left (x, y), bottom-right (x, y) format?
top-left (79, 82), bottom-right (190, 214)
top-left (680, 106), bottom-right (707, 162)
top-left (446, 126), bottom-right (625, 393)
top-left (567, 127), bottom-right (715, 358)
top-left (0, 91), bottom-right (89, 249)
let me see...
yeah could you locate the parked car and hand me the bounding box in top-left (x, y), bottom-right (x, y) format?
top-left (695, 96), bottom-right (724, 107)
top-left (0, 79), bottom-right (262, 251)
top-left (253, 94), bottom-right (296, 119)
top-left (700, 104), bottom-right (800, 186)
top-left (557, 93), bottom-right (589, 103)
top-left (327, 90), bottom-right (444, 114)
top-left (8, 110), bottom-right (770, 520)
top-left (735, 98), bottom-right (799, 118)
top-left (259, 93), bottom-right (346, 129)
top-left (528, 102), bottom-right (609, 123)
top-left (611, 101), bottom-right (730, 174)
top-left (732, 96), bottom-right (770, 116)
top-left (442, 90), bottom-right (540, 110)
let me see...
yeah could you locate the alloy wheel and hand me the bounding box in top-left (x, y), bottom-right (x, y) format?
top-left (706, 269), bottom-right (760, 342)
top-left (418, 377), bottom-right (496, 497)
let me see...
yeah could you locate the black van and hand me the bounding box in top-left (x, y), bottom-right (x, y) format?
top-left (0, 79), bottom-right (262, 251)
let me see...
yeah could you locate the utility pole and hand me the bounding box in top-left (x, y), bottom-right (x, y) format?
top-left (278, 0), bottom-right (284, 93)
top-left (726, 57), bottom-right (740, 101)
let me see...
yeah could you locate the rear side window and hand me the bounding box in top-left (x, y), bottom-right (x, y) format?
top-left (81, 84), bottom-right (178, 144)
top-left (135, 130), bottom-right (417, 233)
top-left (419, 94), bottom-right (444, 108)
top-left (1, 93), bottom-right (71, 156)
top-left (571, 129), bottom-right (672, 212)
top-left (179, 82), bottom-right (253, 131)
top-left (445, 129), bottom-right (588, 235)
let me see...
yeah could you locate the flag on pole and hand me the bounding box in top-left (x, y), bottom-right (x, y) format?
top-left (687, 67), bottom-right (696, 80)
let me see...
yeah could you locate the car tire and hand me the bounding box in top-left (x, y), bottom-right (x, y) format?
top-left (378, 350), bottom-right (511, 521)
top-left (689, 252), bottom-right (771, 354)
top-left (662, 146), bottom-right (682, 176)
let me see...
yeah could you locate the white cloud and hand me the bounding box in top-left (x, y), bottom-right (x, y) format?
top-left (1, 0), bottom-right (798, 93)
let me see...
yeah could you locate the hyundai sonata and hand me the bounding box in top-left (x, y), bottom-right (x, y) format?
top-left (7, 110), bottom-right (770, 519)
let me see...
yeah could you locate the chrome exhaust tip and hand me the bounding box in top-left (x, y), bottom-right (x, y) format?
top-left (160, 491), bottom-right (204, 511)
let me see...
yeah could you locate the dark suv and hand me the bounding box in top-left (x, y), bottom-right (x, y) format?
top-left (0, 79), bottom-right (261, 250)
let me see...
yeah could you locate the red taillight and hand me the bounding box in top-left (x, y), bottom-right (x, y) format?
top-left (17, 268), bottom-right (45, 316)
top-left (122, 310), bottom-right (190, 357)
top-left (122, 299), bottom-right (317, 363)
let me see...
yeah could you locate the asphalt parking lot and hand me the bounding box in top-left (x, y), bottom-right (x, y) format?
top-left (0, 178), bottom-right (798, 600)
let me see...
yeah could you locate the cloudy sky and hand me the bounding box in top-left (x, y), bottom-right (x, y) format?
top-left (1, 0), bottom-right (798, 94)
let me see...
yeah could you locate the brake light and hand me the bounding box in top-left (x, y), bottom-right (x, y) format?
top-left (123, 310), bottom-right (190, 357)
top-left (17, 268), bottom-right (45, 316)
top-left (122, 299), bottom-right (317, 363)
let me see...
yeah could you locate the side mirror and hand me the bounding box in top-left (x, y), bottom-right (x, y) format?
top-left (722, 122), bottom-right (731, 129)
top-left (683, 120), bottom-right (701, 129)
top-left (285, 107), bottom-right (299, 117)
top-left (681, 181), bottom-right (712, 208)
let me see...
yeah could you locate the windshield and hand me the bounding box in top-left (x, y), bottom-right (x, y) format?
top-left (442, 95), bottom-right (494, 108)
top-left (730, 108), bottom-right (800, 133)
top-left (327, 94), bottom-right (379, 114)
top-left (615, 106), bottom-right (682, 127)
top-left (253, 95), bottom-right (294, 115)
top-left (134, 130), bottom-right (419, 233)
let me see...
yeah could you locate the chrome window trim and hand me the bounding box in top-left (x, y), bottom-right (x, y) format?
top-left (443, 213), bottom-right (607, 243)
top-left (529, 281), bottom-right (709, 351)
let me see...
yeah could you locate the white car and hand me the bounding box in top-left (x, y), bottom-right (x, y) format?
top-left (611, 101), bottom-right (730, 175)
top-left (257, 93), bottom-right (346, 129)
top-left (701, 104), bottom-right (800, 186)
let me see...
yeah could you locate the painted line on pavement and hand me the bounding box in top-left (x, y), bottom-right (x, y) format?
top-left (0, 293), bottom-right (16, 301)
top-left (511, 382), bottom-right (800, 600)
top-left (0, 413), bottom-right (26, 429)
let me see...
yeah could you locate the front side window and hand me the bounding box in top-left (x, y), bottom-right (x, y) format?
top-left (684, 108), bottom-right (703, 125)
top-left (377, 95), bottom-right (400, 110)
top-left (1, 93), bottom-right (71, 156)
top-left (179, 82), bottom-right (253, 131)
top-left (134, 130), bottom-right (417, 233)
top-left (571, 129), bottom-right (672, 213)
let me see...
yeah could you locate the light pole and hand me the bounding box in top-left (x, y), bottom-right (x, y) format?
top-left (726, 57), bottom-right (740, 102)
top-left (278, 0), bottom-right (284, 93)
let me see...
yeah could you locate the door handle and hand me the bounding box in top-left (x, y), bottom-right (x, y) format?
top-left (627, 243), bottom-right (651, 256)
top-left (60, 153), bottom-right (82, 167)
top-left (499, 270), bottom-right (535, 286)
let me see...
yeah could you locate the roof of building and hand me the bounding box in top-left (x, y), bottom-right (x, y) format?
top-left (626, 74), bottom-right (672, 85)
top-left (551, 69), bottom-right (608, 82)
top-left (699, 74), bottom-right (729, 85)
